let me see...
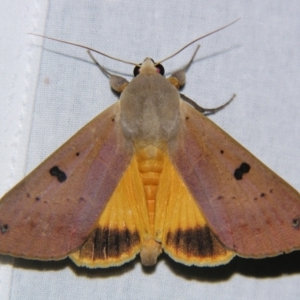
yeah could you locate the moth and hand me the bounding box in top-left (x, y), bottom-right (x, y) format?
top-left (0, 20), bottom-right (300, 268)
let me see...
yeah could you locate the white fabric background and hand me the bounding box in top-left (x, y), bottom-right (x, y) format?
top-left (0, 0), bottom-right (300, 299)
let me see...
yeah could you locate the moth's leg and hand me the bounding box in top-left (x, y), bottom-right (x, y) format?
top-left (167, 45), bottom-right (200, 89)
top-left (181, 93), bottom-right (236, 115)
top-left (167, 45), bottom-right (235, 115)
top-left (88, 50), bottom-right (129, 93)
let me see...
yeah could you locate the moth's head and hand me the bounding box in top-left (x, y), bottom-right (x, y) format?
top-left (133, 58), bottom-right (165, 77)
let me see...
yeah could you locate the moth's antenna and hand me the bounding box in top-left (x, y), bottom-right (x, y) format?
top-left (29, 33), bottom-right (139, 67)
top-left (156, 18), bottom-right (240, 65)
top-left (29, 18), bottom-right (240, 67)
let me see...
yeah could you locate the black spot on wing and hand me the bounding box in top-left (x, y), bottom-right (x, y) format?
top-left (253, 189), bottom-right (274, 201)
top-left (0, 223), bottom-right (9, 234)
top-left (78, 197), bottom-right (86, 203)
top-left (49, 166), bottom-right (67, 183)
top-left (234, 162), bottom-right (250, 180)
top-left (292, 218), bottom-right (300, 230)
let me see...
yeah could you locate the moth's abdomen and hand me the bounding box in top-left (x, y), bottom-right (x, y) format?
top-left (136, 145), bottom-right (165, 234)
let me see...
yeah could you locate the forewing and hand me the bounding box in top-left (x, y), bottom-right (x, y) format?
top-left (0, 103), bottom-right (132, 260)
top-left (170, 100), bottom-right (300, 257)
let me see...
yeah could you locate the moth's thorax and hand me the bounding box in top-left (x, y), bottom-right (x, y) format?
top-left (119, 71), bottom-right (181, 144)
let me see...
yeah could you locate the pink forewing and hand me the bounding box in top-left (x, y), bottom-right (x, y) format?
top-left (0, 103), bottom-right (132, 259)
top-left (170, 101), bottom-right (300, 257)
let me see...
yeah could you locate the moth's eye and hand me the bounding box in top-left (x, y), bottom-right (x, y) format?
top-left (155, 64), bottom-right (165, 76)
top-left (133, 65), bottom-right (141, 77)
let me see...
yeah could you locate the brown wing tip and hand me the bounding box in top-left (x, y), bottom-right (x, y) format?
top-left (164, 226), bottom-right (235, 267)
top-left (69, 227), bottom-right (141, 268)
